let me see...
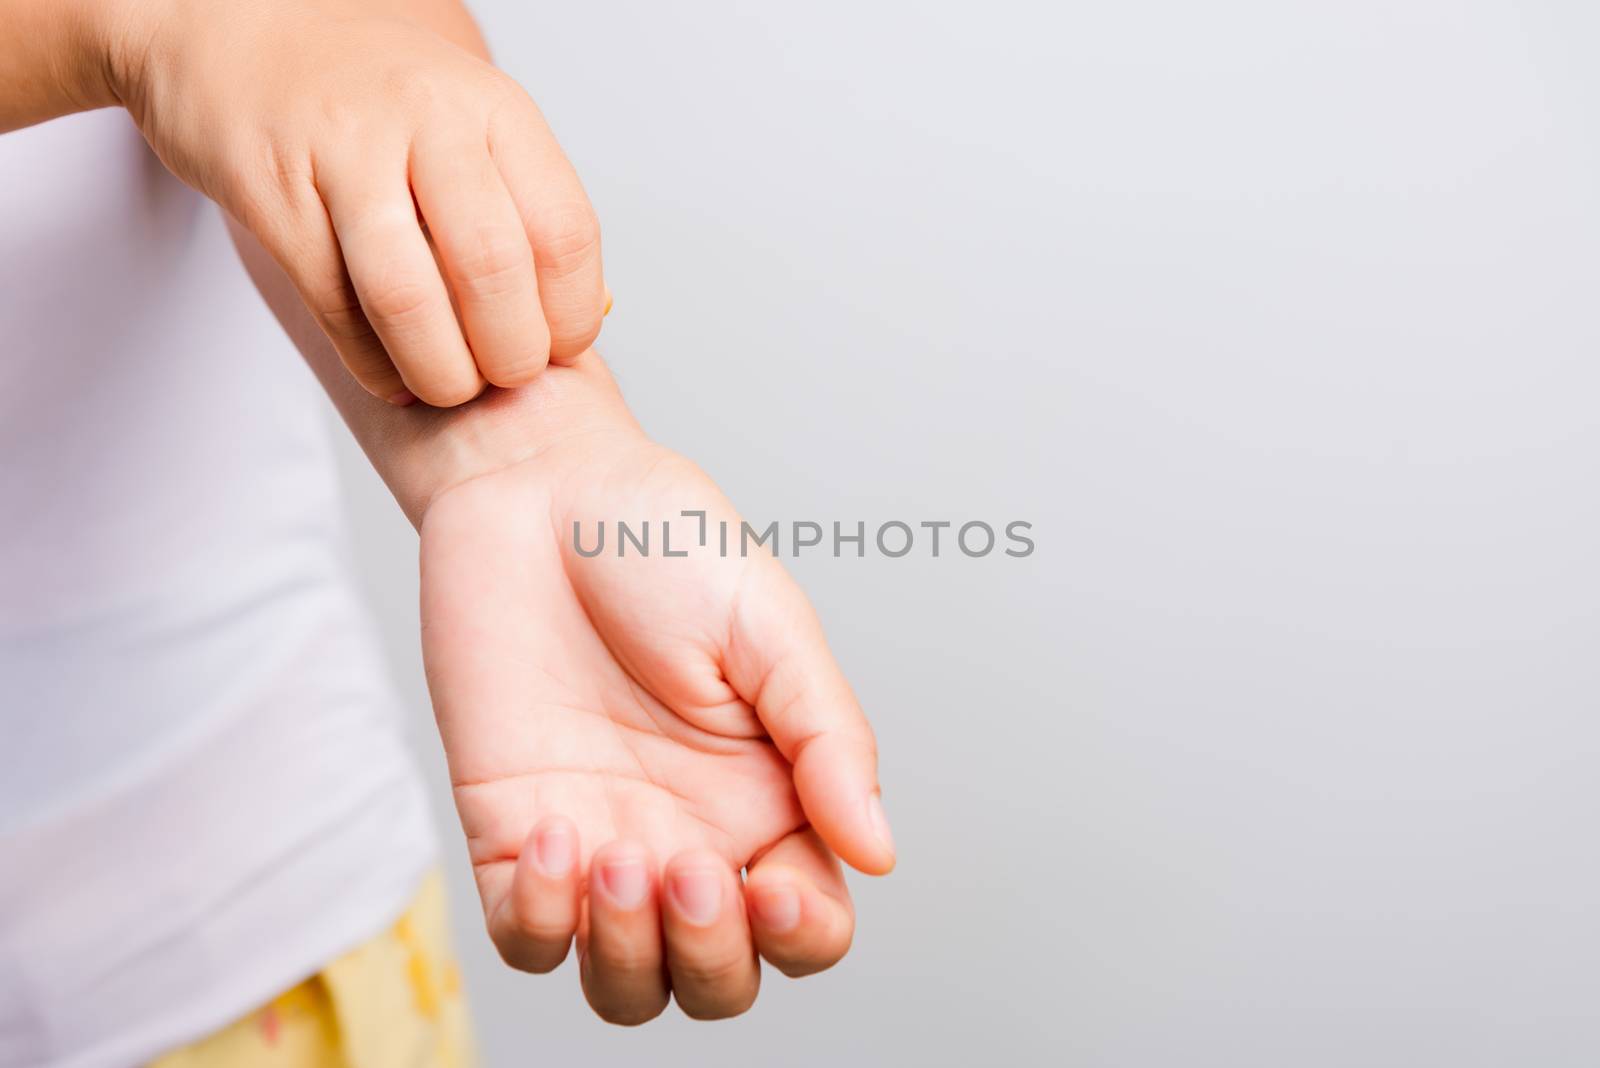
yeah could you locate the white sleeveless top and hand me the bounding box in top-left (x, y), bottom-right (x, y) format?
top-left (0, 109), bottom-right (436, 1067)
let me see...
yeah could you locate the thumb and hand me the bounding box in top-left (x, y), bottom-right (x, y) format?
top-left (723, 559), bottom-right (895, 875)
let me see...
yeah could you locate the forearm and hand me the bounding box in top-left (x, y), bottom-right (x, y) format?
top-left (228, 218), bottom-right (633, 528)
top-left (0, 0), bottom-right (487, 135)
top-left (0, 0), bottom-right (122, 131)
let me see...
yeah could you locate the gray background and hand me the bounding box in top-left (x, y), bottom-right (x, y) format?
top-left (328, 2), bottom-right (1600, 1065)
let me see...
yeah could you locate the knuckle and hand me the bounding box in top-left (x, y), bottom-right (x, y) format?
top-left (547, 308), bottom-right (602, 357)
top-left (310, 280), bottom-right (374, 343)
top-left (482, 349), bottom-right (549, 387)
top-left (453, 230), bottom-right (532, 299)
top-left (674, 952), bottom-right (753, 989)
top-left (378, 65), bottom-right (441, 112)
top-left (362, 277), bottom-right (437, 326)
top-left (509, 910), bottom-right (570, 947)
top-left (532, 204), bottom-right (601, 276)
top-left (484, 80), bottom-right (537, 138)
top-left (590, 942), bottom-right (659, 977)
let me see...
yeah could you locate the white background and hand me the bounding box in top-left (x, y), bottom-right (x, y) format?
top-left (331, 2), bottom-right (1600, 1064)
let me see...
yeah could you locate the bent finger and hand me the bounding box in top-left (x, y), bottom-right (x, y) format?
top-left (725, 559), bottom-right (895, 875)
top-left (488, 95), bottom-right (605, 363)
top-left (745, 828), bottom-right (855, 978)
top-left (487, 816), bottom-right (581, 973)
top-left (411, 131), bottom-right (549, 386)
top-left (318, 152), bottom-right (481, 406)
top-left (661, 850), bottom-right (759, 1020)
top-left (248, 191), bottom-right (411, 404)
top-left (580, 841), bottom-right (669, 1026)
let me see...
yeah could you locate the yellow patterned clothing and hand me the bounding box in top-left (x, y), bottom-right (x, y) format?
top-left (150, 872), bottom-right (475, 1068)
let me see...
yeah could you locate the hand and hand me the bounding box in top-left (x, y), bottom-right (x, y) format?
top-left (417, 356), bottom-right (895, 1023)
top-left (108, 0), bottom-right (604, 405)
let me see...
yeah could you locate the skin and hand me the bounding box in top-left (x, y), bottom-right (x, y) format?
top-left (3, 0), bottom-right (893, 1021)
top-left (2, 0), bottom-right (606, 405)
top-left (233, 225), bottom-right (896, 1023)
top-left (420, 369), bottom-right (893, 1022)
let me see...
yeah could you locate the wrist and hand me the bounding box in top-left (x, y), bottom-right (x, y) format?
top-left (223, 182), bottom-right (634, 532)
top-left (65, 0), bottom-right (162, 112)
top-left (380, 354), bottom-right (643, 529)
top-left (0, 0), bottom-right (131, 128)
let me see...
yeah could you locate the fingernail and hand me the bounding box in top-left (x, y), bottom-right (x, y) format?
top-left (603, 287), bottom-right (613, 317)
top-left (534, 824), bottom-right (574, 878)
top-left (867, 794), bottom-right (895, 857)
top-left (598, 858), bottom-right (648, 909)
top-left (387, 389), bottom-right (417, 407)
top-left (667, 867), bottom-right (722, 926)
top-left (750, 884), bottom-right (800, 933)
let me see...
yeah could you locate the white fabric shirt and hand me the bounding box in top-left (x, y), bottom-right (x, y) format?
top-left (0, 110), bottom-right (436, 1067)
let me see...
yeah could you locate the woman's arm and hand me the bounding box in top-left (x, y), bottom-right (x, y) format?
top-left (0, 0), bottom-right (120, 130)
top-left (231, 219), bottom-right (895, 1025)
top-left (0, 0), bottom-right (485, 152)
top-left (3, 0), bottom-right (605, 407)
top-left (228, 217), bottom-right (614, 526)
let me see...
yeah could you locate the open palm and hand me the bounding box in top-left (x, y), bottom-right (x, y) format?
top-left (418, 375), bottom-right (892, 1023)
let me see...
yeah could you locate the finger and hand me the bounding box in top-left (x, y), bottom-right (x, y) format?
top-left (247, 190), bottom-right (412, 404)
top-left (725, 560), bottom-right (896, 875)
top-left (411, 131), bottom-right (550, 387)
top-left (661, 850), bottom-right (760, 1020)
top-left (488, 95), bottom-right (606, 363)
top-left (580, 841), bottom-right (669, 1026)
top-left (317, 153), bottom-right (482, 406)
top-left (486, 817), bottom-right (581, 973)
top-left (745, 828), bottom-right (855, 978)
